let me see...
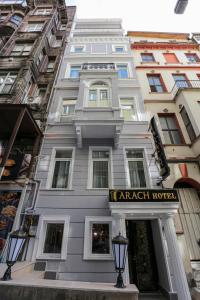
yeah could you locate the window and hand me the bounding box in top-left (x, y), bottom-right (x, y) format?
top-left (11, 43), bottom-right (33, 56)
top-left (0, 72), bottom-right (17, 94)
top-left (49, 149), bottom-right (74, 189)
top-left (34, 8), bottom-right (52, 15)
top-left (125, 149), bottom-right (147, 188)
top-left (173, 74), bottom-right (189, 88)
top-left (180, 107), bottom-right (196, 142)
top-left (88, 82), bottom-right (110, 107)
top-left (46, 59), bottom-right (55, 73)
top-left (69, 65), bottom-right (81, 78)
top-left (26, 22), bottom-right (44, 32)
top-left (185, 53), bottom-right (200, 63)
top-left (147, 74), bottom-right (166, 92)
top-left (73, 46), bottom-right (84, 53)
top-left (36, 215), bottom-right (70, 260)
top-left (159, 114), bottom-right (183, 144)
top-left (83, 217), bottom-right (113, 260)
top-left (62, 99), bottom-right (76, 116)
top-left (116, 64), bottom-right (128, 79)
top-left (89, 149), bottom-right (111, 189)
top-left (141, 53), bottom-right (155, 62)
top-left (114, 46), bottom-right (125, 53)
top-left (10, 14), bottom-right (23, 25)
top-left (120, 98), bottom-right (137, 121)
top-left (163, 53), bottom-right (179, 63)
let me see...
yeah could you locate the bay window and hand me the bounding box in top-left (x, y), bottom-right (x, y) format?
top-left (88, 82), bottom-right (110, 107)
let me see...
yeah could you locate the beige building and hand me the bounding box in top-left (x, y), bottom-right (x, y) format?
top-left (128, 31), bottom-right (200, 287)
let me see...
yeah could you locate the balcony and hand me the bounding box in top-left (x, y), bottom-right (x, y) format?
top-left (172, 80), bottom-right (200, 97)
top-left (82, 63), bottom-right (115, 71)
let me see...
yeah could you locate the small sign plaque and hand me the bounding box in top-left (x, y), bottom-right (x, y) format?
top-left (109, 189), bottom-right (179, 202)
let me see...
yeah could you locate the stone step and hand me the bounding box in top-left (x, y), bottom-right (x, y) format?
top-left (139, 292), bottom-right (167, 300)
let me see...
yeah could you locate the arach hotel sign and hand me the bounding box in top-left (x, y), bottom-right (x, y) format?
top-left (109, 189), bottom-right (179, 202)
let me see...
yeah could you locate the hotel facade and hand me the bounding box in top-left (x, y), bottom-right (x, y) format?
top-left (26, 20), bottom-right (192, 299)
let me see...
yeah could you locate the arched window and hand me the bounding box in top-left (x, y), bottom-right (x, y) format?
top-left (88, 81), bottom-right (110, 107)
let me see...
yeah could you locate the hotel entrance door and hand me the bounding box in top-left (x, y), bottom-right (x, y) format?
top-left (126, 220), bottom-right (159, 291)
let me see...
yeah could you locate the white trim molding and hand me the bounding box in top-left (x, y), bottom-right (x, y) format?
top-left (36, 215), bottom-right (70, 260)
top-left (83, 216), bottom-right (113, 260)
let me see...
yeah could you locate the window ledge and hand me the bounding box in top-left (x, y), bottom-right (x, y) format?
top-left (140, 61), bottom-right (160, 65)
top-left (149, 92), bottom-right (169, 94)
top-left (163, 144), bottom-right (190, 146)
top-left (44, 188), bottom-right (74, 191)
top-left (86, 188), bottom-right (111, 190)
top-left (83, 255), bottom-right (113, 261)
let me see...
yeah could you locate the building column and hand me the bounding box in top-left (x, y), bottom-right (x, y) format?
top-left (162, 217), bottom-right (191, 300)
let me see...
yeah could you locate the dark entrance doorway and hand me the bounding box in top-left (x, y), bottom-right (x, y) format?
top-left (126, 220), bottom-right (159, 292)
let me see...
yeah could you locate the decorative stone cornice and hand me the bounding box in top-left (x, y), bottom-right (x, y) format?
top-left (68, 36), bottom-right (130, 43)
top-left (131, 43), bottom-right (198, 50)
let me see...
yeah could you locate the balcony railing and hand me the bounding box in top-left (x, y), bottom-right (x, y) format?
top-left (172, 80), bottom-right (200, 97)
top-left (82, 63), bottom-right (115, 71)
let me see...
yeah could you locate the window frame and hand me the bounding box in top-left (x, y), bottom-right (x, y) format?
top-left (116, 63), bottom-right (129, 79)
top-left (147, 73), bottom-right (167, 93)
top-left (158, 113), bottom-right (185, 145)
top-left (120, 97), bottom-right (138, 121)
top-left (87, 83), bottom-right (110, 107)
top-left (112, 45), bottom-right (126, 53)
top-left (69, 65), bottom-right (82, 78)
top-left (163, 53), bottom-right (179, 64)
top-left (123, 147), bottom-right (150, 189)
top-left (47, 147), bottom-right (75, 190)
top-left (87, 146), bottom-right (113, 189)
top-left (26, 22), bottom-right (44, 32)
top-left (141, 53), bottom-right (155, 63)
top-left (172, 73), bottom-right (190, 88)
top-left (185, 53), bottom-right (200, 63)
top-left (36, 215), bottom-right (70, 260)
top-left (83, 216), bottom-right (113, 260)
top-left (70, 45), bottom-right (86, 53)
top-left (34, 8), bottom-right (52, 15)
top-left (10, 42), bottom-right (33, 56)
top-left (61, 99), bottom-right (76, 116)
top-left (0, 71), bottom-right (17, 94)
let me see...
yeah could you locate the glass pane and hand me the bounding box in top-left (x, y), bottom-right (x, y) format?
top-left (166, 116), bottom-right (178, 129)
top-left (89, 90), bottom-right (97, 101)
top-left (92, 223), bottom-right (110, 254)
top-left (93, 161), bottom-right (108, 188)
top-left (2, 84), bottom-right (12, 93)
top-left (126, 149), bottom-right (143, 158)
top-left (171, 130), bottom-right (182, 144)
top-left (100, 90), bottom-right (108, 100)
top-left (163, 131), bottom-right (172, 144)
top-left (55, 150), bottom-right (72, 158)
top-left (92, 151), bottom-right (109, 159)
top-left (128, 161), bottom-right (146, 187)
top-left (63, 104), bottom-right (75, 115)
top-left (115, 47), bottom-right (124, 52)
top-left (118, 68), bottom-right (128, 79)
top-left (122, 105), bottom-right (135, 120)
top-left (52, 161), bottom-right (70, 188)
top-left (159, 117), bottom-right (168, 129)
top-left (187, 124), bottom-right (196, 142)
top-left (43, 223), bottom-right (64, 254)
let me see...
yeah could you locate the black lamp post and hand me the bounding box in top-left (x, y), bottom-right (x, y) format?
top-left (1, 229), bottom-right (27, 281)
top-left (112, 232), bottom-right (128, 288)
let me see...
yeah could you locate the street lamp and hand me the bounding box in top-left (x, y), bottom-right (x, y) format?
top-left (1, 229), bottom-right (27, 281)
top-left (174, 0), bottom-right (188, 14)
top-left (112, 232), bottom-right (128, 288)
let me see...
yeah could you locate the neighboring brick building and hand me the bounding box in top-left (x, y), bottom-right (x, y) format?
top-left (0, 0), bottom-right (76, 261)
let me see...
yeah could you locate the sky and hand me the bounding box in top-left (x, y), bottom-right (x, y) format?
top-left (67, 0), bottom-right (200, 34)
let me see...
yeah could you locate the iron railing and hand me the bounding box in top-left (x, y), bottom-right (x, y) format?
top-left (171, 80), bottom-right (200, 97)
top-left (82, 63), bottom-right (115, 71)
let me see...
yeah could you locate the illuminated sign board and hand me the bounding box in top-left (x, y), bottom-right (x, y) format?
top-left (109, 189), bottom-right (179, 202)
